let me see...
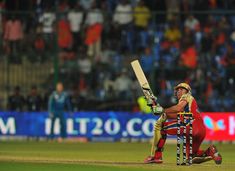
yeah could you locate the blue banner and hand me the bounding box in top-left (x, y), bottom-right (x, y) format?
top-left (0, 112), bottom-right (159, 140)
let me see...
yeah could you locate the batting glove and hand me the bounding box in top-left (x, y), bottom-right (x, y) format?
top-left (152, 103), bottom-right (164, 115)
top-left (146, 96), bottom-right (157, 107)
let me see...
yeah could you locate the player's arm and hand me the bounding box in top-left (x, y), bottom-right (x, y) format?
top-left (164, 100), bottom-right (187, 119)
top-left (48, 94), bottom-right (54, 117)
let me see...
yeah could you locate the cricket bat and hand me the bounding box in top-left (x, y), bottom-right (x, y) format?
top-left (131, 60), bottom-right (157, 105)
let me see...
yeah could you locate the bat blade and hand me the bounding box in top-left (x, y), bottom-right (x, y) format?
top-left (131, 60), bottom-right (155, 100)
top-left (131, 60), bottom-right (150, 89)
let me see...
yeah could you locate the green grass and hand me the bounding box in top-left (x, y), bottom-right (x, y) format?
top-left (0, 141), bottom-right (234, 171)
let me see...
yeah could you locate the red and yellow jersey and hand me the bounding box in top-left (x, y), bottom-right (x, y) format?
top-left (179, 93), bottom-right (201, 120)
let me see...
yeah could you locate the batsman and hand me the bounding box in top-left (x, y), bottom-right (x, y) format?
top-left (144, 82), bottom-right (222, 165)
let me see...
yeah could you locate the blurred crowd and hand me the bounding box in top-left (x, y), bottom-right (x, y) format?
top-left (1, 0), bottom-right (235, 112)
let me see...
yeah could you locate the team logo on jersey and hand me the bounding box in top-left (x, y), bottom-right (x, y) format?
top-left (204, 116), bottom-right (225, 134)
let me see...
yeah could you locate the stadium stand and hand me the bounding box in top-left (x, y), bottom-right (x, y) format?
top-left (0, 0), bottom-right (235, 112)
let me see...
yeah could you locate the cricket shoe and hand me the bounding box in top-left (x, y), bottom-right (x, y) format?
top-left (192, 156), bottom-right (212, 164)
top-left (208, 145), bottom-right (222, 165)
top-left (144, 156), bottom-right (163, 164)
top-left (144, 152), bottom-right (163, 164)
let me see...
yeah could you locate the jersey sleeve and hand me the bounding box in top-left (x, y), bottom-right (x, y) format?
top-left (179, 93), bottom-right (192, 103)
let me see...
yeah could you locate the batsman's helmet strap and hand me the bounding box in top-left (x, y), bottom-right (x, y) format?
top-left (174, 83), bottom-right (191, 92)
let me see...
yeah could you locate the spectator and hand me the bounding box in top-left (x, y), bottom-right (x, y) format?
top-left (164, 22), bottom-right (181, 45)
top-left (67, 2), bottom-right (84, 51)
top-left (113, 0), bottom-right (133, 51)
top-left (85, 1), bottom-right (104, 58)
top-left (39, 6), bottom-right (56, 50)
top-left (57, 14), bottom-right (73, 50)
top-left (113, 0), bottom-right (133, 26)
top-left (26, 86), bottom-right (43, 111)
top-left (114, 68), bottom-right (133, 100)
top-left (4, 15), bottom-right (24, 63)
top-left (78, 55), bottom-right (92, 76)
top-left (133, 0), bottom-right (151, 29)
top-left (133, 0), bottom-right (151, 49)
top-left (184, 14), bottom-right (200, 31)
top-left (180, 38), bottom-right (198, 69)
top-left (7, 86), bottom-right (25, 112)
top-left (214, 17), bottom-right (229, 51)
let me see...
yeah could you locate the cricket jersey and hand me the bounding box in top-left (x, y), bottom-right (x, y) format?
top-left (179, 93), bottom-right (201, 120)
top-left (48, 91), bottom-right (72, 113)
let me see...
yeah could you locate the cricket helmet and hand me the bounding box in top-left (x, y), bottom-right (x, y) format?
top-left (174, 82), bottom-right (191, 92)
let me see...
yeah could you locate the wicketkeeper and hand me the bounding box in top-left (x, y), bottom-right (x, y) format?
top-left (144, 82), bottom-right (222, 164)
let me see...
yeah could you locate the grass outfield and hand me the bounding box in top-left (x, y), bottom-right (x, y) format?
top-left (0, 141), bottom-right (234, 171)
